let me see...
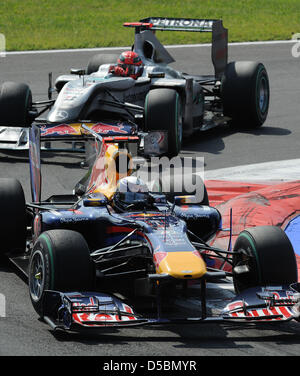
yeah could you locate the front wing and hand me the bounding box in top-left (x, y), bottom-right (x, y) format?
top-left (41, 284), bottom-right (300, 331)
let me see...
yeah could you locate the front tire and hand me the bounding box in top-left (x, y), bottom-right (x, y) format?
top-left (0, 178), bottom-right (26, 255)
top-left (221, 61), bottom-right (269, 129)
top-left (29, 230), bottom-right (94, 316)
top-left (160, 171), bottom-right (209, 205)
top-left (145, 88), bottom-right (182, 157)
top-left (233, 226), bottom-right (298, 293)
top-left (0, 82), bottom-right (32, 127)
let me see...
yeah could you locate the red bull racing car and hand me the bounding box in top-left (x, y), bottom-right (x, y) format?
top-left (0, 124), bottom-right (299, 332)
top-left (0, 17), bottom-right (269, 157)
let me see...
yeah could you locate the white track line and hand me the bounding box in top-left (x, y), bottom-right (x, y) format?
top-left (4, 39), bottom-right (296, 55)
top-left (204, 159), bottom-right (300, 182)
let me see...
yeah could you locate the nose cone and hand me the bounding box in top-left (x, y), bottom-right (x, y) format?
top-left (156, 251), bottom-right (207, 279)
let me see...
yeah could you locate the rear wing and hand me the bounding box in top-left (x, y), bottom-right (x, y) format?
top-left (124, 17), bottom-right (228, 79)
top-left (139, 17), bottom-right (218, 32)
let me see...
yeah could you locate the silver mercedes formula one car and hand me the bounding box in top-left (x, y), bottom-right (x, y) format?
top-left (0, 17), bottom-right (269, 157)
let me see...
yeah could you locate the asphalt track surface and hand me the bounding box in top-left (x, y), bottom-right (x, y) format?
top-left (0, 42), bottom-right (300, 358)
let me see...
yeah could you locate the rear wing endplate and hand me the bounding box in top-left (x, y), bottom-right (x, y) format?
top-left (29, 124), bottom-right (42, 203)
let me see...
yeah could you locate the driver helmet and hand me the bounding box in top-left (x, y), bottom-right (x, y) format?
top-left (113, 176), bottom-right (149, 212)
top-left (116, 51), bottom-right (144, 79)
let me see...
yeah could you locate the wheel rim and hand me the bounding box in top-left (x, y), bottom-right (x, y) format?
top-left (233, 232), bottom-right (261, 293)
top-left (29, 250), bottom-right (45, 302)
top-left (258, 76), bottom-right (268, 114)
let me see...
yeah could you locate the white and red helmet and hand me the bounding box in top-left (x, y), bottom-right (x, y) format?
top-left (116, 51), bottom-right (144, 79)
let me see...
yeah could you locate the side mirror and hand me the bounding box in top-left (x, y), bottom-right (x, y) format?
top-left (174, 195), bottom-right (198, 205)
top-left (70, 68), bottom-right (86, 76)
top-left (148, 72), bottom-right (165, 78)
top-left (83, 193), bottom-right (109, 207)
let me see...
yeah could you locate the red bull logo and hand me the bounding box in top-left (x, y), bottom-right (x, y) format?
top-left (90, 122), bottom-right (131, 135)
top-left (40, 124), bottom-right (78, 137)
top-left (153, 251), bottom-right (167, 270)
top-left (40, 122), bottom-right (133, 138)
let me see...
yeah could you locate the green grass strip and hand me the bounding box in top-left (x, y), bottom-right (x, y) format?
top-left (0, 0), bottom-right (299, 51)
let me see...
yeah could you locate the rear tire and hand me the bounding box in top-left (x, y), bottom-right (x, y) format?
top-left (0, 82), bottom-right (32, 127)
top-left (0, 178), bottom-right (26, 255)
top-left (221, 61), bottom-right (269, 129)
top-left (233, 226), bottom-right (297, 293)
top-left (87, 53), bottom-right (119, 75)
top-left (145, 88), bottom-right (182, 157)
top-left (161, 171), bottom-right (209, 205)
top-left (29, 230), bottom-right (95, 316)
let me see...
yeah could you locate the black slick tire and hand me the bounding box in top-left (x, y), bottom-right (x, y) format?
top-left (221, 61), bottom-right (269, 129)
top-left (28, 230), bottom-right (94, 316)
top-left (0, 178), bottom-right (26, 255)
top-left (160, 171), bottom-right (209, 205)
top-left (145, 88), bottom-right (182, 157)
top-left (0, 82), bottom-right (32, 127)
top-left (87, 54), bottom-right (119, 75)
top-left (233, 226), bottom-right (297, 293)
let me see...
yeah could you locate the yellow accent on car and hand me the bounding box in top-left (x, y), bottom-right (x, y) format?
top-left (157, 251), bottom-right (207, 279)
